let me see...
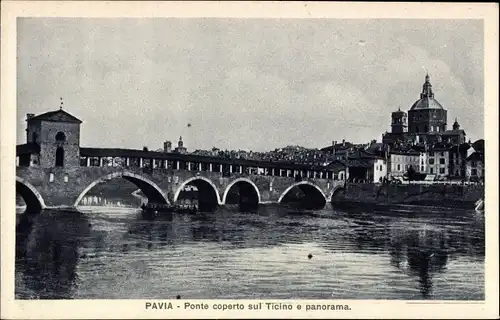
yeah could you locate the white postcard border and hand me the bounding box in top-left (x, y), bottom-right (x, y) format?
top-left (1, 2), bottom-right (498, 319)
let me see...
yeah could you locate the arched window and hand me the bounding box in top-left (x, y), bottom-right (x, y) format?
top-left (55, 131), bottom-right (66, 142)
top-left (55, 147), bottom-right (64, 167)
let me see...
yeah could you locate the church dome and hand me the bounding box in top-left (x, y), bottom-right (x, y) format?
top-left (409, 74), bottom-right (445, 110)
top-left (410, 97), bottom-right (444, 110)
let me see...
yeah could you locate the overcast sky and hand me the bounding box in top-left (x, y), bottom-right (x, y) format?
top-left (17, 18), bottom-right (484, 152)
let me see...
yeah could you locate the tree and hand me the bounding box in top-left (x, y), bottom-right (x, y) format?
top-left (406, 165), bottom-right (416, 181)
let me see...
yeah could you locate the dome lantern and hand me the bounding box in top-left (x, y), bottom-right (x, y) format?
top-left (453, 117), bottom-right (460, 130)
top-left (421, 73), bottom-right (434, 99)
top-left (410, 74), bottom-right (444, 110)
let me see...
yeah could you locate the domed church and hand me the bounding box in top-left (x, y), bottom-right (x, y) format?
top-left (408, 73), bottom-right (447, 134)
top-left (382, 74), bottom-right (466, 146)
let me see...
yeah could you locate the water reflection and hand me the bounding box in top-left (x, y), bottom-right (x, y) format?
top-left (15, 202), bottom-right (484, 300)
top-left (79, 195), bottom-right (141, 207)
top-left (389, 228), bottom-right (449, 298)
top-left (16, 210), bottom-right (90, 299)
top-left (126, 218), bottom-right (175, 249)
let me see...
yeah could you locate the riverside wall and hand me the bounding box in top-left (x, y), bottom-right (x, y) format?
top-left (332, 182), bottom-right (484, 209)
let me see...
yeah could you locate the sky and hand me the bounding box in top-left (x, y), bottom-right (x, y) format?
top-left (17, 18), bottom-right (484, 152)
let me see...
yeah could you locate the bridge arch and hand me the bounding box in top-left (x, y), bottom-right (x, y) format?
top-left (16, 177), bottom-right (46, 212)
top-left (328, 186), bottom-right (346, 203)
top-left (173, 176), bottom-right (222, 206)
top-left (278, 181), bottom-right (327, 208)
top-left (73, 171), bottom-right (169, 207)
top-left (222, 178), bottom-right (261, 205)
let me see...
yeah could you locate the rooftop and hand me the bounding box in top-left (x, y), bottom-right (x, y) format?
top-left (466, 151), bottom-right (484, 162)
top-left (472, 139), bottom-right (484, 152)
top-left (410, 97), bottom-right (445, 110)
top-left (27, 109), bottom-right (82, 124)
top-left (442, 129), bottom-right (466, 136)
top-left (78, 147), bottom-right (335, 171)
top-left (409, 74), bottom-right (445, 111)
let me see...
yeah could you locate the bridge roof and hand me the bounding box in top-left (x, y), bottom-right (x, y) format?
top-left (80, 147), bottom-right (334, 171)
top-left (16, 143), bottom-right (40, 155)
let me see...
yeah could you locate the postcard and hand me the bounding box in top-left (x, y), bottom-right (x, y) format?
top-left (1, 1), bottom-right (498, 319)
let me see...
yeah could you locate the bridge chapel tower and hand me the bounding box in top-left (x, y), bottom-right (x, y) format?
top-left (24, 102), bottom-right (82, 168)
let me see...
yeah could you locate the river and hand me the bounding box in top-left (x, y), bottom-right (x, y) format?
top-left (15, 197), bottom-right (484, 300)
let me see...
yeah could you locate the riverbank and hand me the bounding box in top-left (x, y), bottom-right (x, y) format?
top-left (332, 182), bottom-right (485, 210)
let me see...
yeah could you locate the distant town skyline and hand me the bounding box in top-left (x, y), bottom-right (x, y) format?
top-left (17, 18), bottom-right (484, 152)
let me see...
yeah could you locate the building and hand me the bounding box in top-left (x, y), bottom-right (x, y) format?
top-left (383, 142), bottom-right (463, 180)
top-left (391, 108), bottom-right (408, 134)
top-left (408, 74), bottom-right (447, 137)
top-left (373, 158), bottom-right (388, 183)
top-left (418, 150), bottom-right (427, 174)
top-left (382, 74), bottom-right (462, 146)
top-left (465, 139), bottom-right (485, 181)
top-left (441, 118), bottom-right (467, 145)
top-left (174, 136), bottom-right (187, 154)
top-left (376, 72), bottom-right (482, 182)
top-left (163, 141), bottom-right (172, 153)
top-left (468, 139), bottom-right (485, 156)
top-left (320, 140), bottom-right (355, 160)
top-left (389, 150), bottom-right (420, 178)
top-left (343, 149), bottom-right (380, 182)
top-left (324, 160), bottom-right (347, 180)
top-left (465, 151), bottom-right (484, 181)
top-left (17, 107), bottom-right (82, 168)
top-left (381, 108), bottom-right (412, 146)
top-left (448, 142), bottom-right (471, 178)
top-left (323, 144), bottom-right (389, 183)
top-left (425, 145), bottom-right (449, 178)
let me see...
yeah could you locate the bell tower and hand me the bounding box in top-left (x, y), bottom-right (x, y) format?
top-left (174, 136), bottom-right (187, 154)
top-left (391, 107), bottom-right (408, 134)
